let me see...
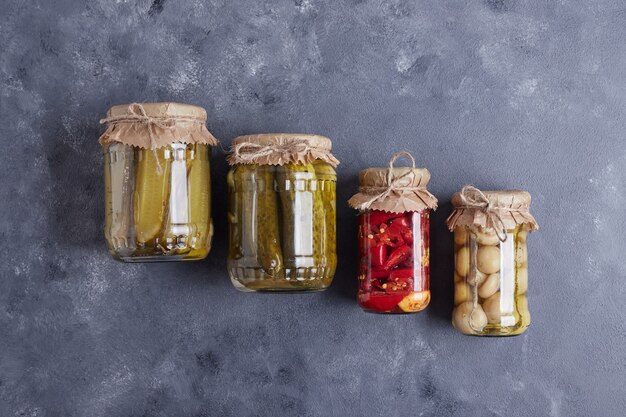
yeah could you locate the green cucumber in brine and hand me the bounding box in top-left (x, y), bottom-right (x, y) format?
top-left (313, 161), bottom-right (337, 277)
top-left (231, 165), bottom-right (283, 277)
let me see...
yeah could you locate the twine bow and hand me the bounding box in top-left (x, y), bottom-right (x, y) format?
top-left (227, 137), bottom-right (339, 167)
top-left (230, 139), bottom-right (312, 163)
top-left (356, 151), bottom-right (437, 211)
top-left (455, 185), bottom-right (509, 242)
top-left (100, 103), bottom-right (185, 175)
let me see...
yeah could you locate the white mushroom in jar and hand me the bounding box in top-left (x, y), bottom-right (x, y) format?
top-left (477, 246), bottom-right (500, 274)
top-left (467, 270), bottom-right (487, 286)
top-left (478, 272), bottom-right (500, 299)
top-left (472, 227), bottom-right (500, 246)
top-left (455, 246), bottom-right (470, 277)
top-left (454, 282), bottom-right (472, 306)
top-left (452, 301), bottom-right (488, 334)
top-left (482, 292), bottom-right (514, 324)
top-left (454, 227), bottom-right (468, 245)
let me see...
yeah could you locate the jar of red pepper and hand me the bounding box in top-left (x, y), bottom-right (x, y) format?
top-left (348, 151), bottom-right (438, 313)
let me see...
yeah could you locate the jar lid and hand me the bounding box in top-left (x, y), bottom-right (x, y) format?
top-left (99, 102), bottom-right (219, 149)
top-left (348, 151), bottom-right (438, 213)
top-left (106, 102), bottom-right (208, 121)
top-left (227, 133), bottom-right (339, 167)
top-left (359, 166), bottom-right (432, 189)
top-left (447, 186), bottom-right (539, 234)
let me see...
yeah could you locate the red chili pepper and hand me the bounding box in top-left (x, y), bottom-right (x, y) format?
top-left (388, 268), bottom-right (414, 292)
top-left (400, 258), bottom-right (414, 269)
top-left (400, 228), bottom-right (413, 245)
top-left (392, 215), bottom-right (414, 244)
top-left (370, 245), bottom-right (387, 267)
top-left (376, 222), bottom-right (405, 247)
top-left (371, 279), bottom-right (385, 290)
top-left (358, 292), bottom-right (407, 312)
top-left (390, 268), bottom-right (414, 281)
top-left (383, 245), bottom-right (412, 270)
top-left (367, 211), bottom-right (402, 228)
top-left (391, 216), bottom-right (411, 229)
top-left (369, 267), bottom-right (390, 279)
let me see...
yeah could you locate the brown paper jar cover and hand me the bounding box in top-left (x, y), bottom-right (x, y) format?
top-left (348, 166), bottom-right (438, 214)
top-left (446, 189), bottom-right (539, 232)
top-left (99, 102), bottom-right (219, 149)
top-left (227, 133), bottom-right (339, 167)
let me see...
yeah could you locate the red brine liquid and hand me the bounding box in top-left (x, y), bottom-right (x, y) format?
top-left (357, 210), bottom-right (431, 313)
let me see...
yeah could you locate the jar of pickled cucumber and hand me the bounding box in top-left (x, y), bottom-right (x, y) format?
top-left (99, 102), bottom-right (219, 262)
top-left (226, 134), bottom-right (339, 292)
top-left (348, 151), bottom-right (438, 313)
top-left (446, 186), bottom-right (539, 336)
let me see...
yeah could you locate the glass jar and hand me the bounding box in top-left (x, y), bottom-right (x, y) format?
top-left (100, 102), bottom-right (218, 262)
top-left (348, 151), bottom-right (438, 313)
top-left (227, 134), bottom-right (338, 292)
top-left (447, 187), bottom-right (538, 336)
top-left (452, 225), bottom-right (530, 335)
top-left (357, 210), bottom-right (431, 313)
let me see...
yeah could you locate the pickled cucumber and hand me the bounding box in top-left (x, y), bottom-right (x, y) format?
top-left (232, 165), bottom-right (283, 276)
top-left (276, 163), bottom-right (325, 276)
top-left (313, 161), bottom-right (337, 277)
top-left (105, 143), bottom-right (135, 255)
top-left (133, 148), bottom-right (171, 246)
top-left (187, 144), bottom-right (212, 258)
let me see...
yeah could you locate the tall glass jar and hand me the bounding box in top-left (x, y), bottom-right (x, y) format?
top-left (447, 187), bottom-right (538, 336)
top-left (99, 102), bottom-right (219, 262)
top-left (226, 134), bottom-right (339, 292)
top-left (349, 152), bottom-right (438, 313)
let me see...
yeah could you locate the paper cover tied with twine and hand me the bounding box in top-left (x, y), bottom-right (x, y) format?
top-left (446, 186), bottom-right (539, 234)
top-left (98, 102), bottom-right (219, 149)
top-left (227, 133), bottom-right (339, 167)
top-left (348, 151), bottom-right (438, 214)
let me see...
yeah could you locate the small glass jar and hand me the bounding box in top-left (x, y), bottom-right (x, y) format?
top-left (349, 151), bottom-right (438, 313)
top-left (448, 188), bottom-right (538, 336)
top-left (227, 134), bottom-right (338, 292)
top-left (357, 210), bottom-right (431, 313)
top-left (100, 102), bottom-right (218, 262)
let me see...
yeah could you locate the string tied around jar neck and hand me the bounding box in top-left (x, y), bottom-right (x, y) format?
top-left (455, 185), bottom-right (509, 242)
top-left (230, 139), bottom-right (313, 163)
top-left (100, 103), bottom-right (188, 175)
top-left (358, 151), bottom-right (437, 210)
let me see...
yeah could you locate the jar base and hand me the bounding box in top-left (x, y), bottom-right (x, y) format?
top-left (228, 266), bottom-right (333, 292)
top-left (457, 323), bottom-right (530, 337)
top-left (110, 249), bottom-right (209, 262)
top-left (360, 309), bottom-right (425, 315)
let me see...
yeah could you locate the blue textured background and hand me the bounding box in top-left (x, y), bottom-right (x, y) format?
top-left (2, 1), bottom-right (625, 416)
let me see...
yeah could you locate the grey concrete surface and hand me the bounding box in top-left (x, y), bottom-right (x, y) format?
top-left (1, 0), bottom-right (625, 416)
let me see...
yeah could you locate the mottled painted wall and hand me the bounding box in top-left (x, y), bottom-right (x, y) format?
top-left (1, 0), bottom-right (625, 416)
